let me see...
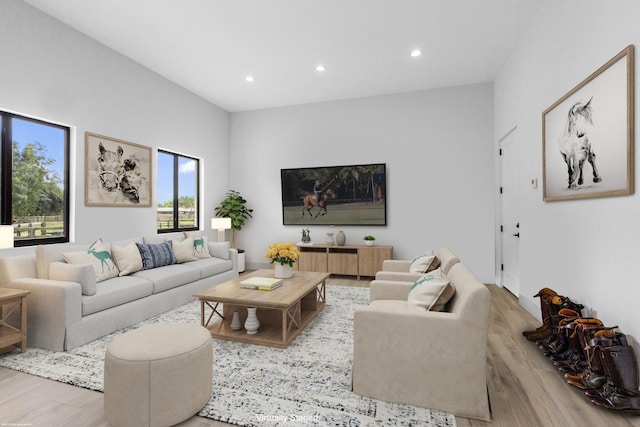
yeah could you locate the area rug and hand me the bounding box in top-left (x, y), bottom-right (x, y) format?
top-left (0, 285), bottom-right (456, 427)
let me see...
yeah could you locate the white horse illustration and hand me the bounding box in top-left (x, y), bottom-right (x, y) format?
top-left (558, 97), bottom-right (601, 189)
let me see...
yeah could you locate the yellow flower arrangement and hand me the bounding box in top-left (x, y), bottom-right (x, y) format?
top-left (264, 242), bottom-right (301, 267)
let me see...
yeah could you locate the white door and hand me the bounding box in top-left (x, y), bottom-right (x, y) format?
top-left (500, 128), bottom-right (520, 297)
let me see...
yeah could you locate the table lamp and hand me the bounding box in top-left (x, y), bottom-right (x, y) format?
top-left (211, 218), bottom-right (232, 242)
top-left (0, 225), bottom-right (14, 249)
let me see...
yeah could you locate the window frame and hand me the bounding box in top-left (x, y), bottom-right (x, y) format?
top-left (156, 149), bottom-right (200, 234)
top-left (1, 111), bottom-right (70, 247)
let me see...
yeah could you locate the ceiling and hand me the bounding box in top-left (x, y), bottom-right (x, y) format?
top-left (24, 0), bottom-right (539, 112)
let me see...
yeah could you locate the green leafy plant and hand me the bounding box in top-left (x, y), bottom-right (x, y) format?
top-left (214, 190), bottom-right (253, 248)
top-left (364, 235), bottom-right (376, 241)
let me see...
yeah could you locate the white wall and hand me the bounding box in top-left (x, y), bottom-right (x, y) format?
top-left (0, 0), bottom-right (230, 254)
top-left (230, 84), bottom-right (496, 282)
top-left (495, 0), bottom-right (640, 342)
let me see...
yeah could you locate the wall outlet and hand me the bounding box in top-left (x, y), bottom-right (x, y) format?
top-left (530, 178), bottom-right (538, 189)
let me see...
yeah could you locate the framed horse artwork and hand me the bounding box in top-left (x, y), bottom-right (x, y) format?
top-left (542, 45), bottom-right (634, 202)
top-left (85, 132), bottom-right (152, 207)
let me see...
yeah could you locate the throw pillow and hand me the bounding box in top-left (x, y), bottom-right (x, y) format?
top-left (136, 242), bottom-right (178, 270)
top-left (192, 235), bottom-right (211, 259)
top-left (63, 239), bottom-right (119, 283)
top-left (409, 251), bottom-right (440, 273)
top-left (111, 241), bottom-right (144, 276)
top-left (49, 261), bottom-right (97, 296)
top-left (171, 237), bottom-right (198, 263)
top-left (407, 269), bottom-right (455, 311)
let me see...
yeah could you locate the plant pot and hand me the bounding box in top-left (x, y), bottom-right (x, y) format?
top-left (364, 240), bottom-right (375, 246)
top-left (274, 263), bottom-right (293, 279)
top-left (237, 249), bottom-right (246, 273)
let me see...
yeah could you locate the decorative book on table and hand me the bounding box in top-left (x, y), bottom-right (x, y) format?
top-left (240, 277), bottom-right (283, 291)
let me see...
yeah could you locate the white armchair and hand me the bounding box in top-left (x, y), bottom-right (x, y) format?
top-left (352, 262), bottom-right (491, 421)
top-left (374, 247), bottom-right (460, 282)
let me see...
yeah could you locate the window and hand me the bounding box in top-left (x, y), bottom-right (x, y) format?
top-left (1, 112), bottom-right (70, 246)
top-left (157, 150), bottom-right (199, 232)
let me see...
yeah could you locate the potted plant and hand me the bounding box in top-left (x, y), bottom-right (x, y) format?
top-left (301, 228), bottom-right (311, 243)
top-left (214, 190), bottom-right (253, 272)
top-left (363, 235), bottom-right (376, 246)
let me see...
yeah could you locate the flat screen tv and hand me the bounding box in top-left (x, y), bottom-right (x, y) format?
top-left (281, 163), bottom-right (386, 226)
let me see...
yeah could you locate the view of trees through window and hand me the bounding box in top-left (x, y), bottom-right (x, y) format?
top-left (1, 112), bottom-right (69, 246)
top-left (157, 150), bottom-right (199, 232)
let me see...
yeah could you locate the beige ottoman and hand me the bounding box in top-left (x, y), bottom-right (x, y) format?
top-left (104, 323), bottom-right (212, 427)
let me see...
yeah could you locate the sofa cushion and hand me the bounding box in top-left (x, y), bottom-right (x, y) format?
top-left (82, 276), bottom-right (154, 316)
top-left (111, 241), bottom-right (144, 276)
top-left (409, 251), bottom-right (440, 273)
top-left (208, 241), bottom-right (231, 260)
top-left (408, 269), bottom-right (455, 311)
top-left (36, 243), bottom-right (86, 279)
top-left (136, 242), bottom-right (177, 270)
top-left (49, 261), bottom-right (97, 296)
top-left (132, 263), bottom-right (201, 293)
top-left (184, 257), bottom-right (233, 278)
top-left (143, 232), bottom-right (184, 245)
top-left (171, 237), bottom-right (198, 263)
top-left (63, 239), bottom-right (120, 283)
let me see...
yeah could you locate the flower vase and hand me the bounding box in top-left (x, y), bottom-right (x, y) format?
top-left (244, 307), bottom-right (260, 334)
top-left (274, 263), bottom-right (293, 279)
top-left (336, 230), bottom-right (346, 246)
top-left (230, 310), bottom-right (242, 331)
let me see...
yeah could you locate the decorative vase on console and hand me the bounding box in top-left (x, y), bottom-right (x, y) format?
top-left (336, 230), bottom-right (346, 246)
top-left (230, 310), bottom-right (242, 331)
top-left (326, 232), bottom-right (334, 245)
top-left (244, 307), bottom-right (260, 335)
top-left (274, 262), bottom-right (293, 279)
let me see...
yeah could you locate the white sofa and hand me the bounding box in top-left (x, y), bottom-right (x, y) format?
top-left (0, 232), bottom-right (238, 351)
top-left (352, 262), bottom-right (492, 421)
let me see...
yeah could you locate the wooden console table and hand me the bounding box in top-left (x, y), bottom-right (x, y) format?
top-left (0, 288), bottom-right (30, 353)
top-left (296, 244), bottom-right (393, 279)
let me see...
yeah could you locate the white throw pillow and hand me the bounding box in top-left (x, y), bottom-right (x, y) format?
top-left (192, 235), bottom-right (211, 259)
top-left (409, 251), bottom-right (440, 273)
top-left (49, 261), bottom-right (97, 296)
top-left (63, 239), bottom-right (119, 282)
top-left (408, 269), bottom-right (455, 311)
top-left (111, 241), bottom-right (144, 276)
top-left (171, 237), bottom-right (198, 263)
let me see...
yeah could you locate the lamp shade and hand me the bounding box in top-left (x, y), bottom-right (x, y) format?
top-left (0, 225), bottom-right (14, 249)
top-left (211, 217), bottom-right (232, 230)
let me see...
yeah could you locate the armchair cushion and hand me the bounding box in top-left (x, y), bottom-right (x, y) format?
top-left (407, 269), bottom-right (455, 311)
top-left (409, 251), bottom-right (440, 273)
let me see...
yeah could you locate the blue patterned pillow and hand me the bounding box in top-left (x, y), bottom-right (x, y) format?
top-left (136, 242), bottom-right (177, 270)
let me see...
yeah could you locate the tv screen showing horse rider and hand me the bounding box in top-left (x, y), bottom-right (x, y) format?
top-left (280, 163), bottom-right (386, 226)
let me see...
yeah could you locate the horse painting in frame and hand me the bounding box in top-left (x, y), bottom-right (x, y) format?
top-left (85, 132), bottom-right (152, 207)
top-left (542, 45), bottom-right (634, 202)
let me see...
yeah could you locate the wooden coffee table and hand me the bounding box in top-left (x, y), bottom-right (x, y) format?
top-left (194, 269), bottom-right (329, 348)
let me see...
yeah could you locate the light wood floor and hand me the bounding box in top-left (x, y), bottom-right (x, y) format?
top-left (1, 278), bottom-right (639, 427)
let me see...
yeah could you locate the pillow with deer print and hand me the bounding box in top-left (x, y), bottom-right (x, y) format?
top-left (63, 239), bottom-right (120, 283)
top-left (192, 235), bottom-right (211, 259)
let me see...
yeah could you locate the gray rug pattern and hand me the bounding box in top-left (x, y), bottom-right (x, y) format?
top-left (0, 285), bottom-right (456, 426)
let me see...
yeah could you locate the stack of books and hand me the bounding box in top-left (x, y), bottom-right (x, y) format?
top-left (239, 277), bottom-right (283, 291)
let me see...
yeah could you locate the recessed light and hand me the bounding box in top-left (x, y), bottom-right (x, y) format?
top-left (410, 49), bottom-right (422, 58)
top-left (245, 75), bottom-right (255, 82)
top-left (316, 65), bottom-right (327, 72)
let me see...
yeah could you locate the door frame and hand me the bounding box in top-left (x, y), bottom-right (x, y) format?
top-left (496, 125), bottom-right (520, 294)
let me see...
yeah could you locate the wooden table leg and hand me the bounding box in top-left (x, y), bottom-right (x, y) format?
top-left (20, 297), bottom-right (27, 353)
